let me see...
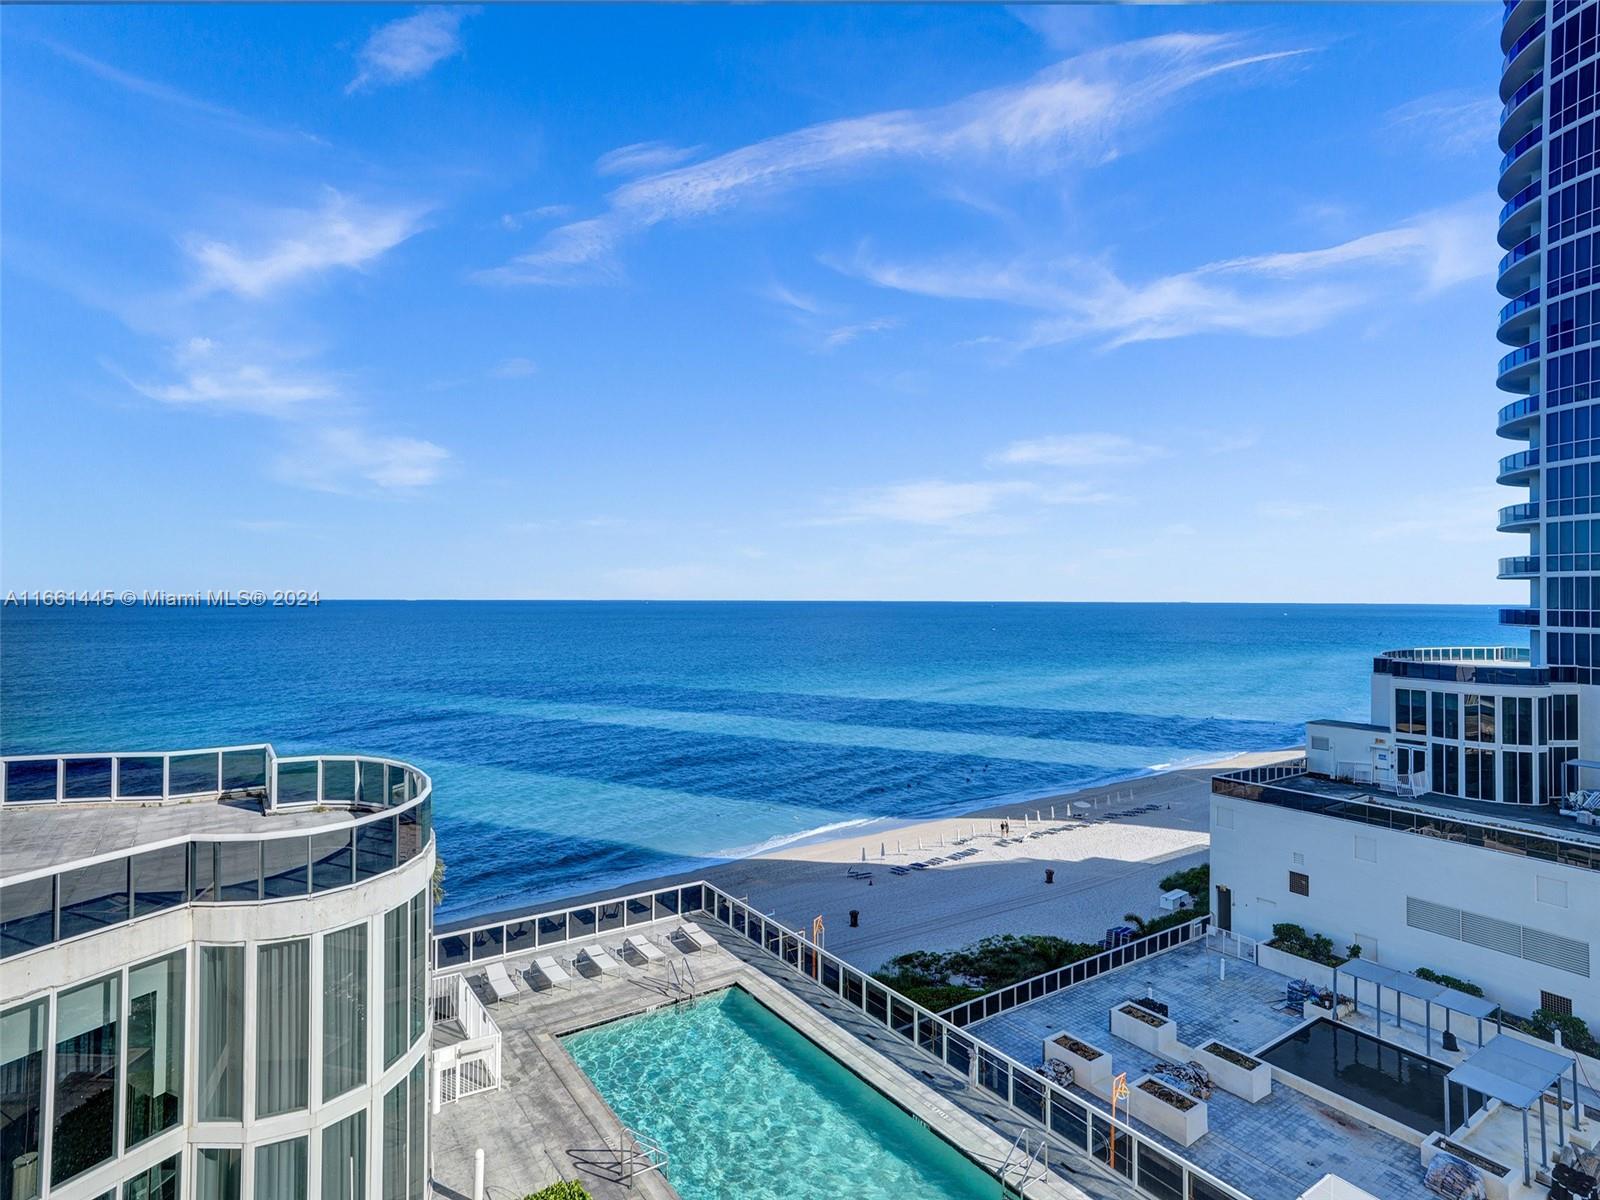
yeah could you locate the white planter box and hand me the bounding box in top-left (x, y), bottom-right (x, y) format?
top-left (1128, 1075), bottom-right (1208, 1146)
top-left (1257, 944), bottom-right (1336, 991)
top-left (1111, 1003), bottom-right (1178, 1056)
top-left (1043, 1031), bottom-right (1112, 1098)
top-left (1193, 1041), bottom-right (1272, 1103)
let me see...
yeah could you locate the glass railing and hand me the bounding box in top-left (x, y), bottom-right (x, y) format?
top-left (1497, 394), bottom-right (1541, 430)
top-left (1499, 607), bottom-right (1542, 625)
top-left (1499, 343), bottom-right (1540, 378)
top-left (1379, 646), bottom-right (1531, 663)
top-left (1498, 501), bottom-right (1541, 526)
top-left (1499, 234), bottom-right (1541, 279)
top-left (1500, 127), bottom-right (1543, 175)
top-left (1499, 555), bottom-right (1542, 576)
top-left (1499, 448), bottom-right (1541, 476)
top-left (1500, 180), bottom-right (1542, 228)
top-left (1500, 71), bottom-right (1543, 126)
top-left (1498, 290), bottom-right (1541, 329)
top-left (1503, 15), bottom-right (1546, 67)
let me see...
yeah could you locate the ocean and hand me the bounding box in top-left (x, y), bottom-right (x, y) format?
top-left (1, 601), bottom-right (1503, 919)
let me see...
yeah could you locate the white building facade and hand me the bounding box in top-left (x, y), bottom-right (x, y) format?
top-left (0, 745), bottom-right (435, 1200)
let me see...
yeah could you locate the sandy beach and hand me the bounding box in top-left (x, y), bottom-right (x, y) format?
top-left (450, 747), bottom-right (1301, 973)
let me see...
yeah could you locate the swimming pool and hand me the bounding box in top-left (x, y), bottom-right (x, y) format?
top-left (563, 987), bottom-right (1013, 1200)
top-left (1260, 1020), bottom-right (1475, 1134)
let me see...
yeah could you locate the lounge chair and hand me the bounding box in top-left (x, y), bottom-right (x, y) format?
top-left (624, 935), bottom-right (665, 965)
top-left (530, 956), bottom-right (571, 990)
top-left (674, 922), bottom-right (717, 951)
top-left (578, 946), bottom-right (621, 975)
top-left (482, 961), bottom-right (518, 1002)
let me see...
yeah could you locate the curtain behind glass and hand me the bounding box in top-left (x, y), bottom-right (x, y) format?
top-left (254, 1138), bottom-right (306, 1200)
top-left (323, 926), bottom-right (368, 1101)
top-left (198, 947), bottom-right (243, 1121)
top-left (256, 941), bottom-right (309, 1117)
top-left (126, 952), bottom-right (184, 1147)
top-left (322, 1110), bottom-right (367, 1200)
top-left (381, 1078), bottom-right (406, 1200)
top-left (383, 906), bottom-right (406, 1067)
top-left (195, 1149), bottom-right (240, 1200)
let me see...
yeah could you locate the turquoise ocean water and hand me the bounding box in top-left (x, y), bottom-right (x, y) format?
top-left (0, 602), bottom-right (1503, 919)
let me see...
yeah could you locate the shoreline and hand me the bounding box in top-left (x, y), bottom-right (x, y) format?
top-left (438, 746), bottom-right (1302, 966)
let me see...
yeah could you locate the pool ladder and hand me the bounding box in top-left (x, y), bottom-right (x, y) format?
top-left (615, 1125), bottom-right (669, 1187)
top-left (997, 1130), bottom-right (1048, 1197)
top-left (667, 956), bottom-right (698, 1006)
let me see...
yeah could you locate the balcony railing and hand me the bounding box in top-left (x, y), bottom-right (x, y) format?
top-left (1499, 555), bottom-right (1542, 577)
top-left (1499, 289), bottom-right (1540, 328)
top-left (1499, 448), bottom-right (1540, 479)
top-left (1503, 14), bottom-right (1546, 69)
top-left (1497, 393), bottom-right (1540, 433)
top-left (1498, 343), bottom-right (1540, 382)
top-left (1500, 606), bottom-right (1541, 626)
top-left (1500, 71), bottom-right (1543, 142)
top-left (1500, 180), bottom-right (1542, 228)
top-left (1378, 646), bottom-right (1531, 664)
top-left (1498, 501), bottom-right (1541, 528)
top-left (1500, 127), bottom-right (1542, 176)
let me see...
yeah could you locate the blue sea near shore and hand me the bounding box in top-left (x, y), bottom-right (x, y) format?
top-left (1, 601), bottom-right (1503, 919)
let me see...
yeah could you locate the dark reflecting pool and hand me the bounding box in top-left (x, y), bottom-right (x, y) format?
top-left (1261, 1020), bottom-right (1479, 1134)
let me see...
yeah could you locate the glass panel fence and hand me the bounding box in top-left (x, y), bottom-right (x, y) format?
top-left (276, 762), bottom-right (320, 807)
top-left (168, 753), bottom-right (220, 796)
top-left (321, 760), bottom-right (357, 805)
top-left (117, 757), bottom-right (165, 799)
top-left (65, 759), bottom-right (113, 800)
top-left (7, 759), bottom-right (60, 803)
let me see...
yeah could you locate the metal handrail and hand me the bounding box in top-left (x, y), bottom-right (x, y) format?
top-left (618, 1126), bottom-right (668, 1185)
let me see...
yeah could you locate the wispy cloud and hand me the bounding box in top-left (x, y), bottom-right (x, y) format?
top-left (273, 427), bottom-right (450, 492)
top-left (187, 190), bottom-right (427, 298)
top-left (595, 141), bottom-right (704, 177)
top-left (126, 339), bottom-right (338, 418)
top-left (989, 433), bottom-right (1164, 467)
top-left (347, 7), bottom-right (476, 94)
top-left (1384, 91), bottom-right (1500, 157)
top-left (482, 34), bottom-right (1306, 285)
top-left (820, 478), bottom-right (1109, 528)
top-left (821, 317), bottom-right (900, 350)
top-left (846, 199), bottom-right (1494, 350)
top-left (491, 356), bottom-right (538, 379)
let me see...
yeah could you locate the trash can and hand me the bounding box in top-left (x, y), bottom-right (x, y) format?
top-left (849, 909), bottom-right (860, 928)
top-left (1045, 868), bottom-right (1055, 884)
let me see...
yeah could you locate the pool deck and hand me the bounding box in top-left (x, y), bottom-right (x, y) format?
top-left (969, 944), bottom-right (1431, 1200)
top-left (431, 922), bottom-right (1129, 1200)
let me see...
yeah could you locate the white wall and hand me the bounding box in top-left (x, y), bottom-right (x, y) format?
top-left (1210, 795), bottom-right (1598, 1023)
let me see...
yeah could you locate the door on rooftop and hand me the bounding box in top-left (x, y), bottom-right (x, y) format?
top-left (1215, 885), bottom-right (1232, 932)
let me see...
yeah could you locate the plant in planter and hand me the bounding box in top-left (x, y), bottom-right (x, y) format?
top-left (524, 1183), bottom-right (592, 1200)
top-left (1268, 923), bottom-right (1350, 967)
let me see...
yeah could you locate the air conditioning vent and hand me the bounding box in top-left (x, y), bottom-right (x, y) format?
top-left (1462, 911), bottom-right (1523, 958)
top-left (1407, 896), bottom-right (1590, 978)
top-left (1522, 928), bottom-right (1591, 977)
top-left (1407, 897), bottom-right (1462, 938)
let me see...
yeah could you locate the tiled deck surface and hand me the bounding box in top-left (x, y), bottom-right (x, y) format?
top-left (970, 945), bottom-right (1431, 1200)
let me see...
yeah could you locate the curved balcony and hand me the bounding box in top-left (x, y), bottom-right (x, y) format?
top-left (1498, 342), bottom-right (1540, 391)
top-left (1500, 72), bottom-right (1543, 149)
top-left (1499, 128), bottom-right (1542, 198)
top-left (1373, 645), bottom-right (1544, 685)
top-left (1502, 0), bottom-right (1543, 52)
top-left (1500, 17), bottom-right (1546, 100)
top-left (1499, 555), bottom-right (1541, 579)
top-left (1499, 233), bottom-right (1541, 298)
top-left (1499, 447), bottom-right (1540, 483)
top-left (1497, 393), bottom-right (1541, 438)
top-left (1498, 501), bottom-right (1541, 531)
top-left (1498, 289), bottom-right (1541, 347)
top-left (1499, 181), bottom-right (1542, 249)
top-left (1499, 606), bottom-right (1542, 626)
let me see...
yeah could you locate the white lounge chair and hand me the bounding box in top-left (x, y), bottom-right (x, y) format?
top-left (482, 961), bottom-right (517, 1002)
top-left (623, 935), bottom-right (664, 964)
top-left (674, 922), bottom-right (716, 952)
top-left (531, 956), bottom-right (571, 990)
top-left (578, 946), bottom-right (620, 975)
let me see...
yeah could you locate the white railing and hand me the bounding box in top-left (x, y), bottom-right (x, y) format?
top-left (0, 742), bottom-right (275, 805)
top-left (1206, 928), bottom-right (1259, 963)
top-left (698, 882), bottom-right (1254, 1200)
top-left (431, 973), bottom-right (502, 1105)
top-left (1379, 647), bottom-right (1530, 664)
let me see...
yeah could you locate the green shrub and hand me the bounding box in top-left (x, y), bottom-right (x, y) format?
top-left (1523, 1009), bottom-right (1600, 1058)
top-left (1267, 923), bottom-right (1348, 967)
top-left (1159, 863), bottom-right (1209, 898)
top-left (524, 1182), bottom-right (592, 1200)
top-left (874, 933), bottom-right (1100, 1000)
top-left (1413, 967), bottom-right (1484, 997)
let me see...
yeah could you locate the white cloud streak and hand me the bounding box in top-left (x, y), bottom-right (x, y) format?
top-left (187, 190), bottom-right (427, 298)
top-left (482, 34), bottom-right (1306, 286)
top-left (823, 478), bottom-right (1110, 528)
top-left (347, 7), bottom-right (475, 94)
top-left (127, 339), bottom-right (338, 418)
top-left (1384, 91), bottom-right (1500, 157)
top-left (274, 427), bottom-right (450, 492)
top-left (595, 141), bottom-right (704, 177)
top-left (990, 433), bottom-right (1164, 467)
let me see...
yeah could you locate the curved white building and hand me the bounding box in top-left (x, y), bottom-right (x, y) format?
top-left (0, 745), bottom-right (435, 1200)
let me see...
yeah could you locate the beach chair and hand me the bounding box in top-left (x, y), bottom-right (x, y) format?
top-left (674, 922), bottom-right (717, 952)
top-left (482, 961), bottom-right (518, 1002)
top-left (578, 946), bottom-right (621, 975)
top-left (623, 935), bottom-right (665, 965)
top-left (530, 955), bottom-right (571, 990)
top-left (890, 865), bottom-right (910, 876)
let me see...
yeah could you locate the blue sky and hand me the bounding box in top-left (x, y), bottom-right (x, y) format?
top-left (1, 4), bottom-right (1520, 602)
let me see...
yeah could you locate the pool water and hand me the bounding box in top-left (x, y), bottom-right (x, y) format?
top-left (1260, 1020), bottom-right (1472, 1134)
top-left (563, 987), bottom-right (1009, 1200)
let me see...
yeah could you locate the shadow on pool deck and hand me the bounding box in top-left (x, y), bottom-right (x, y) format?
top-left (969, 945), bottom-right (1429, 1200)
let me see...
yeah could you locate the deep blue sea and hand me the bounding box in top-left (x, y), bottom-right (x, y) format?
top-left (1, 602), bottom-right (1503, 919)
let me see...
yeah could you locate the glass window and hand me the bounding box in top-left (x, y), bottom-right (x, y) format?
top-left (0, 999), bottom-right (46, 1200)
top-left (323, 1110), bottom-right (367, 1200)
top-left (323, 925), bottom-right (368, 1101)
top-left (198, 946), bottom-right (244, 1121)
top-left (191, 844), bottom-right (217, 904)
top-left (217, 843), bottom-right (259, 903)
top-left (408, 1060), bottom-right (425, 1200)
top-left (126, 952), bottom-right (184, 1147)
top-left (409, 896), bottom-right (426, 1048)
top-left (382, 1077), bottom-right (407, 1200)
top-left (256, 940), bottom-right (309, 1117)
top-left (195, 1148), bottom-right (241, 1200)
top-left (254, 1137), bottom-right (307, 1200)
top-left (132, 845), bottom-right (188, 917)
top-left (384, 904), bottom-right (408, 1068)
top-left (262, 838), bottom-right (309, 900)
top-left (0, 877), bottom-right (55, 959)
top-left (51, 975), bottom-right (119, 1185)
top-left (122, 1155), bottom-right (179, 1200)
top-left (58, 858), bottom-right (128, 940)
top-left (312, 830), bottom-right (354, 892)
